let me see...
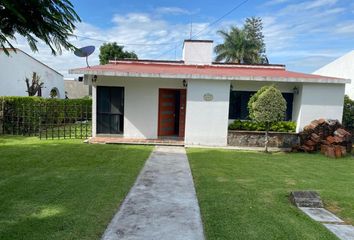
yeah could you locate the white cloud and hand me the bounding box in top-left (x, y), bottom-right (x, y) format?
top-left (279, 0), bottom-right (338, 14)
top-left (8, 12), bottom-right (211, 77)
top-left (263, 0), bottom-right (290, 6)
top-left (155, 7), bottom-right (195, 15)
top-left (259, 0), bottom-right (350, 71)
top-left (335, 21), bottom-right (354, 34)
top-left (6, 0), bottom-right (353, 77)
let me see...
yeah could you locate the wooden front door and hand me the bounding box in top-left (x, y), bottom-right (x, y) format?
top-left (158, 89), bottom-right (186, 137)
top-left (158, 89), bottom-right (177, 136)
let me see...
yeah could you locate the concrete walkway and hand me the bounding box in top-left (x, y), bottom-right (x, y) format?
top-left (101, 146), bottom-right (205, 240)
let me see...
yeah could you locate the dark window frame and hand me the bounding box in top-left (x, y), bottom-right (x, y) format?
top-left (229, 90), bottom-right (294, 121)
top-left (97, 86), bottom-right (124, 134)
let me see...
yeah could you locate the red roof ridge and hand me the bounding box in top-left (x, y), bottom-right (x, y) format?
top-left (70, 60), bottom-right (349, 83)
top-left (108, 59), bottom-right (286, 70)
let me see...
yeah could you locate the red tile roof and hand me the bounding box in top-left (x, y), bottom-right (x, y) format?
top-left (70, 60), bottom-right (346, 82)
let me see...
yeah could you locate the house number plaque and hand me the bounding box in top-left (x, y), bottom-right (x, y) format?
top-left (203, 93), bottom-right (213, 101)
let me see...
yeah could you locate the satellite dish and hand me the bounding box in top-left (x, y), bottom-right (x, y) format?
top-left (74, 46), bottom-right (95, 67)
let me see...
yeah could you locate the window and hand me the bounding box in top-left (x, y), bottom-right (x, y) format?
top-left (50, 87), bottom-right (59, 98)
top-left (97, 86), bottom-right (124, 134)
top-left (229, 91), bottom-right (293, 121)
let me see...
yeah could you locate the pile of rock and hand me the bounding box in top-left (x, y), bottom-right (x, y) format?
top-left (297, 119), bottom-right (352, 157)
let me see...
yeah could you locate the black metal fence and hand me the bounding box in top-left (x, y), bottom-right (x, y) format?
top-left (0, 103), bottom-right (92, 139)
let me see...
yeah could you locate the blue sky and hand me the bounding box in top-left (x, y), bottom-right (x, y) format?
top-left (12, 0), bottom-right (354, 77)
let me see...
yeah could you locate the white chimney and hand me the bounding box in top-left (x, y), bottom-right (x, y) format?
top-left (182, 40), bottom-right (213, 65)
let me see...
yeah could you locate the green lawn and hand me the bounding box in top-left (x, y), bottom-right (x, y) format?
top-left (0, 136), bottom-right (152, 240)
top-left (188, 149), bottom-right (354, 240)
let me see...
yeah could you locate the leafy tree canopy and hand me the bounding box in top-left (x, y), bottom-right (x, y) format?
top-left (99, 42), bottom-right (138, 65)
top-left (248, 85), bottom-right (286, 123)
top-left (244, 17), bottom-right (268, 64)
top-left (214, 26), bottom-right (258, 64)
top-left (0, 0), bottom-right (81, 55)
top-left (215, 17), bottom-right (268, 64)
top-left (248, 85), bottom-right (287, 152)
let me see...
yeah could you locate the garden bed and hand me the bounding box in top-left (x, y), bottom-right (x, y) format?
top-left (228, 130), bottom-right (299, 148)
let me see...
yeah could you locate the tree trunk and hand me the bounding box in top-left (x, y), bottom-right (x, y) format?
top-left (265, 123), bottom-right (270, 152)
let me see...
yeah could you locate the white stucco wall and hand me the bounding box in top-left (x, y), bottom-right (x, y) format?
top-left (185, 79), bottom-right (230, 146)
top-left (90, 75), bottom-right (345, 144)
top-left (313, 50), bottom-right (354, 99)
top-left (295, 83), bottom-right (345, 132)
top-left (182, 41), bottom-right (213, 65)
top-left (292, 85), bottom-right (303, 131)
top-left (92, 85), bottom-right (97, 136)
top-left (0, 49), bottom-right (64, 98)
top-left (92, 76), bottom-right (185, 138)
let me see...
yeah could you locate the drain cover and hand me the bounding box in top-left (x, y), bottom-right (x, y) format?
top-left (289, 191), bottom-right (324, 208)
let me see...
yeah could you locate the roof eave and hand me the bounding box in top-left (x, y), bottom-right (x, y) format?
top-left (69, 69), bottom-right (350, 84)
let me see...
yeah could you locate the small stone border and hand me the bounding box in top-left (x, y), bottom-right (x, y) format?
top-left (290, 191), bottom-right (354, 240)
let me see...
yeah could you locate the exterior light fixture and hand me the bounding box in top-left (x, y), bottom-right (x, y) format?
top-left (293, 86), bottom-right (299, 95)
top-left (230, 84), bottom-right (234, 91)
top-left (183, 79), bottom-right (188, 87)
top-left (92, 75), bottom-right (97, 83)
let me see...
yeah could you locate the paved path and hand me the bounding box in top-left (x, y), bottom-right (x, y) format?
top-left (102, 146), bottom-right (205, 240)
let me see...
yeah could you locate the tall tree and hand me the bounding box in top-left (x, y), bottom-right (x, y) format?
top-left (248, 85), bottom-right (286, 152)
top-left (215, 17), bottom-right (268, 64)
top-left (244, 17), bottom-right (268, 64)
top-left (0, 0), bottom-right (80, 55)
top-left (214, 27), bottom-right (259, 64)
top-left (99, 42), bottom-right (138, 64)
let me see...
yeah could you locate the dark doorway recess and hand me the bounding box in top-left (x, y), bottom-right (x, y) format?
top-left (97, 86), bottom-right (124, 134)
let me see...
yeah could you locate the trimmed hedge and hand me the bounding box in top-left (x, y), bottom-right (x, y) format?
top-left (0, 96), bottom-right (91, 108)
top-left (0, 97), bottom-right (92, 135)
top-left (229, 120), bottom-right (296, 133)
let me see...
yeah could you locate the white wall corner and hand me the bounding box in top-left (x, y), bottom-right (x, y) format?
top-left (296, 83), bottom-right (345, 132)
top-left (92, 85), bottom-right (97, 137)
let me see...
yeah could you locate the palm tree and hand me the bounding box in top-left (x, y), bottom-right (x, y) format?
top-left (214, 27), bottom-right (260, 64)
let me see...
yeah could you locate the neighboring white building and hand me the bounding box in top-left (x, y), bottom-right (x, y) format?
top-left (314, 50), bottom-right (354, 99)
top-left (0, 48), bottom-right (64, 98)
top-left (70, 40), bottom-right (349, 146)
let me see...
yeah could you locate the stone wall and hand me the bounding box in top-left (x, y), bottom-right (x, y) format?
top-left (64, 80), bottom-right (91, 99)
top-left (228, 130), bottom-right (299, 148)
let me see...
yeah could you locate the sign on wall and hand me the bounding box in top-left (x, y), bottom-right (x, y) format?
top-left (203, 93), bottom-right (214, 101)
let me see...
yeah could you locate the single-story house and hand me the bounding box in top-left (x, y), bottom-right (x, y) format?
top-left (70, 40), bottom-right (350, 146)
top-left (0, 48), bottom-right (64, 98)
top-left (314, 50), bottom-right (354, 100)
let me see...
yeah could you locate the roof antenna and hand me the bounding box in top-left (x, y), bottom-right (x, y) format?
top-left (174, 43), bottom-right (177, 60)
top-left (74, 46), bottom-right (95, 67)
top-left (190, 22), bottom-right (193, 40)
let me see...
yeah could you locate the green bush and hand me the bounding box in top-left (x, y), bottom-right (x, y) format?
top-left (229, 120), bottom-right (296, 132)
top-left (0, 96), bottom-right (92, 135)
top-left (343, 95), bottom-right (354, 132)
